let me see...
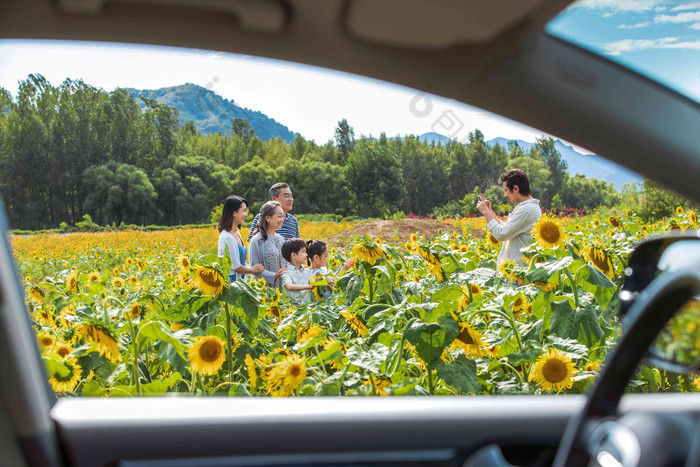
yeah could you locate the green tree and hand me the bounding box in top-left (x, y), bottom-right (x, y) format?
top-left (232, 156), bottom-right (278, 213)
top-left (82, 162), bottom-right (157, 225)
top-left (345, 140), bottom-right (405, 217)
top-left (278, 158), bottom-right (352, 215)
top-left (334, 118), bottom-right (355, 164)
top-left (398, 136), bottom-right (450, 215)
top-left (232, 118), bottom-right (255, 143)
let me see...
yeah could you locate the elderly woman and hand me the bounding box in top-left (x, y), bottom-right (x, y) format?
top-left (248, 200), bottom-right (288, 288)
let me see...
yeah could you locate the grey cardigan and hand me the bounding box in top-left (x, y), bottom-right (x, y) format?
top-left (248, 232), bottom-right (287, 288)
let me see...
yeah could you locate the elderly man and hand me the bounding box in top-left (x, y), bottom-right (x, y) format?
top-left (477, 169), bottom-right (541, 266)
top-left (247, 182), bottom-right (300, 241)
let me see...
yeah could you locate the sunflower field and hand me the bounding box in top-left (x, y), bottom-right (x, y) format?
top-left (14, 208), bottom-right (700, 397)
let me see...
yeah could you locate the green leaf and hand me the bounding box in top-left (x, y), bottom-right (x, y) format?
top-left (576, 265), bottom-right (616, 308)
top-left (431, 285), bottom-right (463, 303)
top-left (81, 381), bottom-right (107, 397)
top-left (228, 383), bottom-right (252, 397)
top-left (346, 343), bottom-right (390, 373)
top-left (525, 257), bottom-right (573, 282)
top-left (140, 373), bottom-right (183, 395)
top-left (403, 315), bottom-right (458, 367)
top-left (43, 355), bottom-right (70, 379)
top-left (138, 320), bottom-right (189, 359)
top-left (507, 349), bottom-right (541, 366)
top-left (436, 356), bottom-right (480, 394)
top-left (345, 270), bottom-right (365, 305)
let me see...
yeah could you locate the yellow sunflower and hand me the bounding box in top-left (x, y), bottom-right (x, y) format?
top-left (125, 303), bottom-right (143, 320)
top-left (297, 324), bottom-right (324, 344)
top-left (48, 358), bottom-right (82, 393)
top-left (459, 245), bottom-right (468, 253)
top-left (29, 286), bottom-right (44, 304)
top-left (676, 206), bottom-right (684, 215)
top-left (112, 267), bottom-right (121, 276)
top-left (87, 271), bottom-right (101, 285)
top-left (188, 335), bottom-right (226, 376)
top-left (191, 266), bottom-right (227, 297)
top-left (529, 348), bottom-right (577, 392)
top-left (457, 289), bottom-right (470, 313)
top-left (409, 233), bottom-right (418, 243)
top-left (126, 257), bottom-right (134, 267)
top-left (54, 342), bottom-right (73, 358)
top-left (608, 216), bottom-right (622, 228)
top-left (531, 214), bottom-right (566, 249)
top-left (177, 254), bottom-right (191, 271)
top-left (582, 245), bottom-right (615, 280)
top-left (34, 308), bottom-right (53, 326)
top-left (267, 354), bottom-right (307, 396)
top-left (170, 322), bottom-right (184, 331)
top-left (488, 233), bottom-right (499, 246)
top-left (128, 276), bottom-right (141, 288)
top-left (37, 333), bottom-right (55, 350)
top-left (83, 325), bottom-right (121, 362)
top-left (352, 242), bottom-right (385, 266)
top-left (65, 273), bottom-right (78, 294)
top-left (450, 322), bottom-right (494, 358)
top-left (498, 259), bottom-right (522, 283)
top-left (364, 376), bottom-right (392, 396)
top-left (688, 210), bottom-right (697, 227)
top-left (512, 294), bottom-right (530, 318)
top-left (245, 354), bottom-right (258, 387)
top-left (111, 277), bottom-right (125, 289)
top-left (417, 246), bottom-right (444, 280)
top-left (340, 311), bottom-right (369, 336)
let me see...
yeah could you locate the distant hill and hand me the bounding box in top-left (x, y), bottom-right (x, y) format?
top-left (417, 132), bottom-right (642, 189)
top-left (418, 132), bottom-right (451, 145)
top-left (485, 137), bottom-right (642, 190)
top-left (124, 83), bottom-right (297, 142)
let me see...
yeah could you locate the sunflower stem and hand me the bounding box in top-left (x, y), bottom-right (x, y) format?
top-left (563, 268), bottom-right (580, 308)
top-left (369, 374), bottom-right (378, 396)
top-left (190, 370), bottom-right (197, 395)
top-left (224, 303), bottom-right (233, 383)
top-left (126, 315), bottom-right (141, 396)
top-left (427, 365), bottom-right (435, 395)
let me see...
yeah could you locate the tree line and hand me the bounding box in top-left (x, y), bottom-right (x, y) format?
top-left (0, 74), bottom-right (624, 230)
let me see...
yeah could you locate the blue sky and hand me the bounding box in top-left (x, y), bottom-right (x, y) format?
top-left (548, 0), bottom-right (700, 101)
top-left (0, 0), bottom-right (697, 146)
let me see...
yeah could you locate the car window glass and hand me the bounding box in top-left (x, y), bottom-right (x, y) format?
top-left (1, 39), bottom-right (698, 398)
top-left (547, 0), bottom-right (700, 104)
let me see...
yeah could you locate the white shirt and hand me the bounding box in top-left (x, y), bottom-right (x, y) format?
top-left (217, 230), bottom-right (243, 275)
top-left (487, 198), bottom-right (542, 266)
top-left (280, 264), bottom-right (313, 305)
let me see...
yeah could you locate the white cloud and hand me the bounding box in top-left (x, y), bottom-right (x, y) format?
top-left (604, 36), bottom-right (700, 54)
top-left (654, 5), bottom-right (667, 10)
top-left (671, 2), bottom-right (700, 11)
top-left (618, 21), bottom-right (652, 27)
top-left (573, 0), bottom-right (665, 12)
top-left (655, 11), bottom-right (700, 22)
top-left (691, 22), bottom-right (700, 28)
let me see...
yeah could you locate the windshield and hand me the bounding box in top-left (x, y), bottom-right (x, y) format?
top-left (547, 0), bottom-right (700, 104)
top-left (1, 37), bottom-right (698, 398)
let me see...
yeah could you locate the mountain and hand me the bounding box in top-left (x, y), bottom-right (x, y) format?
top-left (124, 84), bottom-right (297, 142)
top-left (418, 132), bottom-right (451, 145)
top-left (485, 137), bottom-right (642, 189)
top-left (417, 133), bottom-right (641, 189)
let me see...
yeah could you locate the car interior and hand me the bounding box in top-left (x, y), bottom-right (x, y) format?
top-left (1, 0), bottom-right (700, 466)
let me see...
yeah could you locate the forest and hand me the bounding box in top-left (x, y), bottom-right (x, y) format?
top-left (0, 74), bottom-right (627, 230)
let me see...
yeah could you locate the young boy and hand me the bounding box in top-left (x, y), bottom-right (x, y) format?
top-left (280, 238), bottom-right (314, 305)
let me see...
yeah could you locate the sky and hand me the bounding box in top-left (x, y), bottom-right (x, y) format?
top-left (0, 0), bottom-right (697, 147)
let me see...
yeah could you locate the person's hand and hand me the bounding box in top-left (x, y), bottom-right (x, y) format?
top-left (476, 194), bottom-right (490, 215)
top-left (275, 268), bottom-right (287, 280)
top-left (478, 193), bottom-right (491, 210)
top-left (251, 263), bottom-right (264, 274)
top-left (341, 258), bottom-right (355, 271)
